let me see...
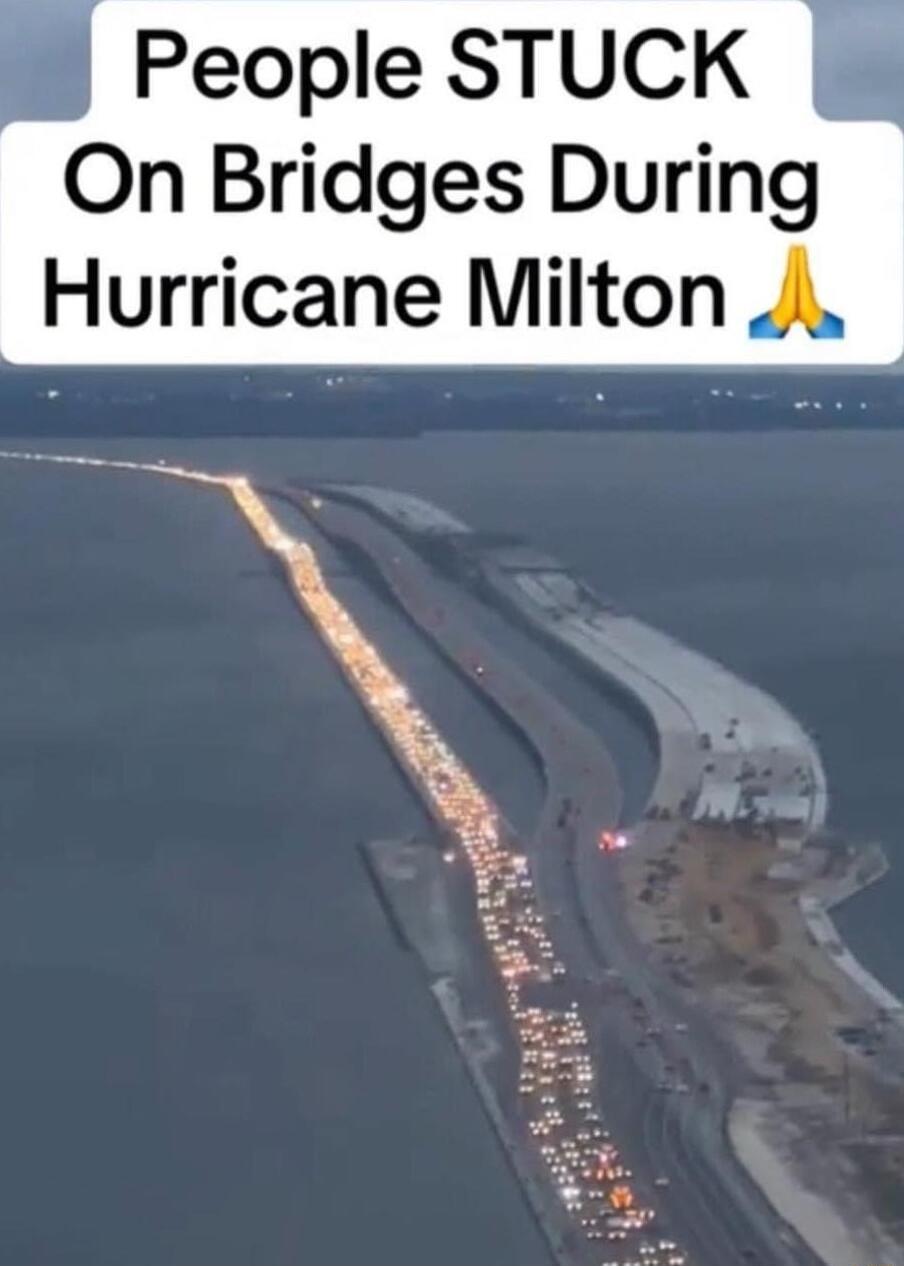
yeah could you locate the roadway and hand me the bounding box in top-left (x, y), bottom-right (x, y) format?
top-left (0, 449), bottom-right (823, 1266)
top-left (281, 487), bottom-right (824, 1266)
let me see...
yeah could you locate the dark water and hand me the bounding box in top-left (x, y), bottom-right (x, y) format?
top-left (132, 427), bottom-right (904, 996)
top-left (0, 463), bottom-right (551, 1266)
top-left (4, 428), bottom-right (904, 1262)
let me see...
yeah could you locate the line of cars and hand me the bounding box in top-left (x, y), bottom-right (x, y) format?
top-left (229, 479), bottom-right (689, 1266)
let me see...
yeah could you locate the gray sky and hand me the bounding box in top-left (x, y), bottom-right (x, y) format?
top-left (0, 0), bottom-right (901, 126)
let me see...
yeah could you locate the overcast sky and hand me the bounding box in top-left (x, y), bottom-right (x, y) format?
top-left (0, 0), bottom-right (901, 126)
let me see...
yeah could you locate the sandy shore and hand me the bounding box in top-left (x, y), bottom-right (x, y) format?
top-left (730, 1098), bottom-right (895, 1266)
top-left (622, 822), bottom-right (904, 1265)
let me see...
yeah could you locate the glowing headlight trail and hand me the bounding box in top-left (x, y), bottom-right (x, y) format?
top-left (0, 450), bottom-right (686, 1266)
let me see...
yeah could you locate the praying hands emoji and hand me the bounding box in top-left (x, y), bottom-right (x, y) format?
top-left (750, 245), bottom-right (845, 340)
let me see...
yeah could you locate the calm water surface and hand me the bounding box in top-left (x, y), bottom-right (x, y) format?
top-left (0, 462), bottom-right (550, 1266)
top-left (4, 428), bottom-right (904, 1261)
